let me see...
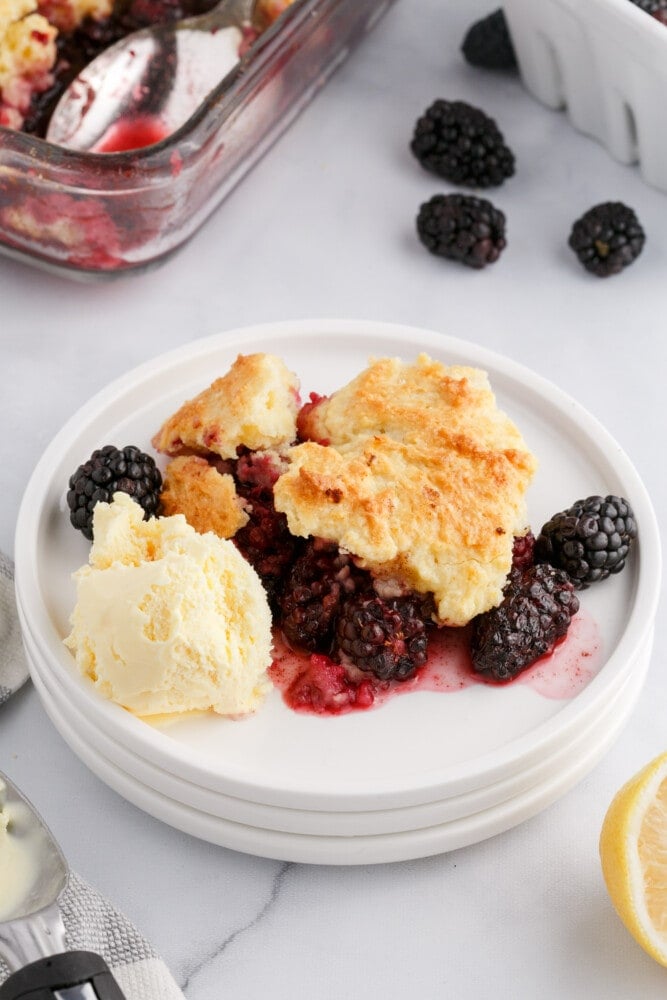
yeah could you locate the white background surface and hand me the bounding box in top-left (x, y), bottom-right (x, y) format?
top-left (2, 0), bottom-right (667, 995)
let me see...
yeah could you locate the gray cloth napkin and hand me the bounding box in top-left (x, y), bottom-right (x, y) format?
top-left (0, 553), bottom-right (185, 1000)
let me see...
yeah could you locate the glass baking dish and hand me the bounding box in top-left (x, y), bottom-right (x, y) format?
top-left (0, 0), bottom-right (395, 279)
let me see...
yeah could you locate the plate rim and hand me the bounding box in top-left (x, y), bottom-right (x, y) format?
top-left (14, 318), bottom-right (663, 808)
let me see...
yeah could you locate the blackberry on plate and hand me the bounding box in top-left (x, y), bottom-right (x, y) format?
top-left (233, 480), bottom-right (297, 609)
top-left (512, 531), bottom-right (535, 572)
top-left (336, 592), bottom-right (432, 682)
top-left (416, 193), bottom-right (506, 268)
top-left (67, 445), bottom-right (162, 541)
top-left (279, 538), bottom-right (366, 652)
top-left (471, 564), bottom-right (579, 682)
top-left (461, 9), bottom-right (518, 70)
top-left (410, 99), bottom-right (515, 187)
top-left (568, 202), bottom-right (645, 277)
top-left (535, 495), bottom-right (637, 589)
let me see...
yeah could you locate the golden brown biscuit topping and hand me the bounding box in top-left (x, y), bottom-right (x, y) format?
top-left (274, 354), bottom-right (537, 626)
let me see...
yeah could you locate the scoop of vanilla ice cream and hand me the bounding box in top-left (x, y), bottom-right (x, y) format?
top-left (64, 493), bottom-right (273, 717)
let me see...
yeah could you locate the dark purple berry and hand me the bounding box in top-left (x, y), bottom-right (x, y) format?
top-left (233, 480), bottom-right (297, 609)
top-left (67, 445), bottom-right (162, 541)
top-left (410, 99), bottom-right (515, 187)
top-left (534, 495), bottom-right (637, 589)
top-left (416, 193), bottom-right (506, 268)
top-left (471, 564), bottom-right (579, 682)
top-left (512, 531), bottom-right (535, 572)
top-left (336, 592), bottom-right (433, 682)
top-left (461, 9), bottom-right (518, 70)
top-left (568, 202), bottom-right (645, 277)
top-left (279, 538), bottom-right (366, 652)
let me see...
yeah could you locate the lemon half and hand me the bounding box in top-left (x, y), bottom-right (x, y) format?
top-left (599, 750), bottom-right (667, 966)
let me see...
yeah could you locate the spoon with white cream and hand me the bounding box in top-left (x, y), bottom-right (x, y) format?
top-left (0, 772), bottom-right (126, 998)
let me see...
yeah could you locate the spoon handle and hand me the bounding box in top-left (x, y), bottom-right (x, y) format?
top-left (0, 950), bottom-right (127, 999)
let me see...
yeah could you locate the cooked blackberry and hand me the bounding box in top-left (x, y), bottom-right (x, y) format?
top-left (461, 9), bottom-right (518, 70)
top-left (67, 445), bottom-right (162, 541)
top-left (233, 481), bottom-right (297, 609)
top-left (336, 592), bottom-right (432, 682)
top-left (512, 531), bottom-right (535, 572)
top-left (416, 193), bottom-right (506, 268)
top-left (535, 495), bottom-right (637, 589)
top-left (410, 99), bottom-right (515, 187)
top-left (568, 202), bottom-right (645, 277)
top-left (279, 538), bottom-right (367, 652)
top-left (471, 564), bottom-right (579, 682)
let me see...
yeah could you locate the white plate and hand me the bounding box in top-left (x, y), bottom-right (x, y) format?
top-left (28, 637), bottom-right (649, 865)
top-left (24, 620), bottom-right (653, 838)
top-left (15, 320), bottom-right (661, 812)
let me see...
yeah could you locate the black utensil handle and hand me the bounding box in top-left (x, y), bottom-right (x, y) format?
top-left (0, 950), bottom-right (126, 999)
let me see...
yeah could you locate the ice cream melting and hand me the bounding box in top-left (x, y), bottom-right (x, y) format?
top-left (0, 779), bottom-right (45, 922)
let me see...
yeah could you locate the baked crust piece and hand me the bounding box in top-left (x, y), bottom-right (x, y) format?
top-left (153, 353), bottom-right (299, 460)
top-left (160, 456), bottom-right (248, 539)
top-left (274, 354), bottom-right (538, 626)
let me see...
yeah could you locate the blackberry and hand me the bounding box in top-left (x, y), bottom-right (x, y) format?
top-left (471, 564), bottom-right (579, 682)
top-left (279, 538), bottom-right (366, 652)
top-left (410, 99), bottom-right (515, 187)
top-left (568, 202), bottom-right (645, 277)
top-left (233, 480), bottom-right (297, 609)
top-left (461, 9), bottom-right (518, 70)
top-left (534, 495), bottom-right (637, 589)
top-left (512, 531), bottom-right (535, 572)
top-left (67, 445), bottom-right (162, 541)
top-left (336, 592), bottom-right (432, 682)
top-left (416, 193), bottom-right (506, 268)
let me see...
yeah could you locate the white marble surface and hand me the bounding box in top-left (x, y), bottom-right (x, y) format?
top-left (2, 0), bottom-right (667, 994)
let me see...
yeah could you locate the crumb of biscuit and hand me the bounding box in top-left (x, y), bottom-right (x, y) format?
top-left (274, 355), bottom-right (538, 627)
top-left (160, 455), bottom-right (249, 539)
top-left (153, 353), bottom-right (300, 460)
top-left (0, 0), bottom-right (57, 129)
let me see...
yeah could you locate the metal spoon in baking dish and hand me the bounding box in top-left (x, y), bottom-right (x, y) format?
top-left (46, 0), bottom-right (267, 152)
top-left (0, 771), bottom-right (126, 999)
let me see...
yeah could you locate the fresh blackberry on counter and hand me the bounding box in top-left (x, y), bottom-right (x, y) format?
top-left (336, 592), bottom-right (432, 682)
top-left (417, 193), bottom-right (506, 268)
top-left (461, 9), bottom-right (518, 70)
top-left (67, 445), bottom-right (162, 541)
top-left (568, 202), bottom-right (645, 277)
top-left (471, 564), bottom-right (579, 682)
top-left (233, 481), bottom-right (297, 609)
top-left (410, 99), bottom-right (515, 187)
top-left (535, 495), bottom-right (637, 589)
top-left (279, 538), bottom-right (366, 652)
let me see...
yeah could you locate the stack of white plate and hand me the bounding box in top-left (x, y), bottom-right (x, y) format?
top-left (14, 320), bottom-right (661, 865)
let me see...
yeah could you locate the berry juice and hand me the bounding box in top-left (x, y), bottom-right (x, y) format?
top-left (268, 607), bottom-right (602, 717)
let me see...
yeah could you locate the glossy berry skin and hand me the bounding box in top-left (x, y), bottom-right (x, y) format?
top-left (336, 592), bottom-right (432, 682)
top-left (416, 193), bottom-right (506, 268)
top-left (279, 538), bottom-right (366, 652)
top-left (233, 481), bottom-right (297, 610)
top-left (67, 445), bottom-right (162, 541)
top-left (461, 9), bottom-right (518, 70)
top-left (568, 202), bottom-right (645, 277)
top-left (471, 564), bottom-right (579, 682)
top-left (410, 99), bottom-right (515, 187)
top-left (534, 495), bottom-right (637, 589)
top-left (511, 531), bottom-right (535, 572)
